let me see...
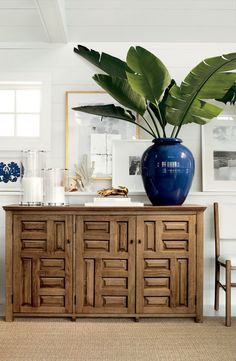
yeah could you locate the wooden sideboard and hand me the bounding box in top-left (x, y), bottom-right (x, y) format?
top-left (3, 204), bottom-right (206, 322)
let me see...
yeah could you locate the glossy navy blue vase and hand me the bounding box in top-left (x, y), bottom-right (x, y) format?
top-left (141, 138), bottom-right (195, 205)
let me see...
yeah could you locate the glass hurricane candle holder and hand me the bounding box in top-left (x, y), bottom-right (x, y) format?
top-left (44, 168), bottom-right (69, 206)
top-left (20, 150), bottom-right (46, 205)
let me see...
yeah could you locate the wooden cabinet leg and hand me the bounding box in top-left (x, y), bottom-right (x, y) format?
top-left (134, 317), bottom-right (140, 322)
top-left (195, 315), bottom-right (203, 323)
top-left (5, 313), bottom-right (14, 322)
top-left (71, 316), bottom-right (77, 322)
top-left (5, 305), bottom-right (13, 322)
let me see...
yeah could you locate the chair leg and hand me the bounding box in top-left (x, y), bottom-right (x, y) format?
top-left (214, 261), bottom-right (220, 311)
top-left (225, 260), bottom-right (231, 327)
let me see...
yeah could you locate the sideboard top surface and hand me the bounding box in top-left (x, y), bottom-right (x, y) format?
top-left (3, 204), bottom-right (207, 212)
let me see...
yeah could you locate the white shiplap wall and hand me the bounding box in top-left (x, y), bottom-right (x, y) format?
top-left (0, 0), bottom-right (47, 42)
top-left (0, 42), bottom-right (236, 317)
top-left (0, 0), bottom-right (235, 43)
top-left (65, 0), bottom-right (236, 42)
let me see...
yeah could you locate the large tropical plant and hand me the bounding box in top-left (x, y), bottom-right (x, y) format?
top-left (73, 45), bottom-right (236, 139)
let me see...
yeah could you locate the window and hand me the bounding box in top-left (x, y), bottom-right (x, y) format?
top-left (0, 73), bottom-right (51, 150)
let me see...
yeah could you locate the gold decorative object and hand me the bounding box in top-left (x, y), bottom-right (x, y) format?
top-left (97, 186), bottom-right (129, 197)
top-left (69, 155), bottom-right (95, 192)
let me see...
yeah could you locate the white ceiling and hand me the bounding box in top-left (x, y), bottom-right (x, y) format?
top-left (0, 0), bottom-right (235, 44)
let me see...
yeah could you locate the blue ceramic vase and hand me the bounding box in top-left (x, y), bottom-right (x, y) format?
top-left (141, 138), bottom-right (195, 205)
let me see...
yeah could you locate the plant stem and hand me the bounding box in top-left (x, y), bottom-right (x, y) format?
top-left (142, 115), bottom-right (158, 138)
top-left (147, 107), bottom-right (162, 138)
top-left (154, 103), bottom-right (163, 126)
top-left (174, 126), bottom-right (181, 138)
top-left (162, 125), bottom-right (167, 138)
top-left (155, 101), bottom-right (167, 137)
top-left (114, 118), bottom-right (157, 138)
top-left (134, 121), bottom-right (157, 138)
top-left (170, 126), bottom-right (177, 137)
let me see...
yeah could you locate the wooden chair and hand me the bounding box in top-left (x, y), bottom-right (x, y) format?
top-left (214, 202), bottom-right (236, 326)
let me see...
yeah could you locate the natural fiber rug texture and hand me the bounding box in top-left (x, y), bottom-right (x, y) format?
top-left (0, 317), bottom-right (235, 361)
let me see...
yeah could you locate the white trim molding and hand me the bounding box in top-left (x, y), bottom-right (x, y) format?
top-left (34, 0), bottom-right (68, 43)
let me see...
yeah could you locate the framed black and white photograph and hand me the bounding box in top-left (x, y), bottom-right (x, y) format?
top-left (202, 114), bottom-right (236, 191)
top-left (65, 91), bottom-right (139, 180)
top-left (112, 139), bottom-right (152, 192)
top-left (129, 156), bottom-right (141, 175)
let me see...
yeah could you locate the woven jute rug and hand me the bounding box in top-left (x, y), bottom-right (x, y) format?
top-left (0, 317), bottom-right (235, 361)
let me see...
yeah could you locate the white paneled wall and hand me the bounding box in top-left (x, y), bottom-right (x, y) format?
top-left (0, 42), bottom-right (236, 316)
top-left (66, 0), bottom-right (236, 10)
top-left (0, 0), bottom-right (46, 42)
top-left (0, 0), bottom-right (235, 43)
top-left (65, 0), bottom-right (236, 42)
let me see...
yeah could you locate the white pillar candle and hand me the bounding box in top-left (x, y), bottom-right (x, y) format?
top-left (46, 186), bottom-right (65, 205)
top-left (50, 186), bottom-right (65, 205)
top-left (22, 177), bottom-right (43, 204)
top-left (44, 168), bottom-right (68, 206)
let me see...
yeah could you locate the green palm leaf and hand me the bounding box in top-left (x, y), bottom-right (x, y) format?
top-left (216, 82), bottom-right (236, 105)
top-left (126, 46), bottom-right (171, 103)
top-left (165, 52), bottom-right (236, 131)
top-left (93, 74), bottom-right (146, 115)
top-left (149, 79), bottom-right (176, 127)
top-left (74, 45), bottom-right (132, 79)
top-left (72, 104), bottom-right (136, 122)
top-left (72, 104), bottom-right (155, 138)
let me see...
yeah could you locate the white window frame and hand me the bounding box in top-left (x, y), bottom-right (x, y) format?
top-left (0, 72), bottom-right (51, 150)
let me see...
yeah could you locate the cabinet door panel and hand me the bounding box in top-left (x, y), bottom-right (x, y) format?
top-left (137, 215), bottom-right (196, 314)
top-left (13, 215), bottom-right (73, 314)
top-left (76, 216), bottom-right (135, 314)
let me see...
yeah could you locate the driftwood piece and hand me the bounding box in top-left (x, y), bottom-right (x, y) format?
top-left (97, 186), bottom-right (129, 197)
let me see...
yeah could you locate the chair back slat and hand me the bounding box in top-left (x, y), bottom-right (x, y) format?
top-left (214, 202), bottom-right (220, 258)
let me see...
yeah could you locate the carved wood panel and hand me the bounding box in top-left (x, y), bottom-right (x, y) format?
top-left (13, 215), bottom-right (73, 314)
top-left (136, 215), bottom-right (196, 314)
top-left (76, 216), bottom-right (135, 314)
top-left (4, 205), bottom-right (205, 321)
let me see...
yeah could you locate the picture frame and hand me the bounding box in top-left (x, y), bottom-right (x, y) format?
top-left (65, 91), bottom-right (139, 180)
top-left (202, 114), bottom-right (236, 191)
top-left (112, 139), bottom-right (152, 192)
top-left (0, 150), bottom-right (21, 191)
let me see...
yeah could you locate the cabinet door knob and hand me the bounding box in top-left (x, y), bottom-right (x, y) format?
top-left (130, 239), bottom-right (134, 244)
top-left (67, 239), bottom-right (71, 244)
top-left (138, 239), bottom-right (142, 244)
